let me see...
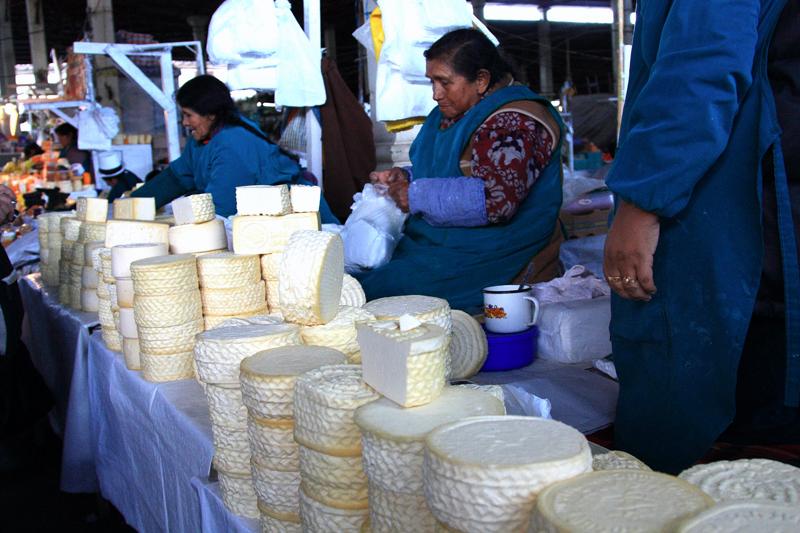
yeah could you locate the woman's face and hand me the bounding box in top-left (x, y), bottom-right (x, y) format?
top-left (425, 59), bottom-right (490, 119)
top-left (181, 107), bottom-right (216, 142)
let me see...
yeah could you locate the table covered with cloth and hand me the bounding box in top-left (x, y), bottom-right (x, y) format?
top-left (18, 273), bottom-right (616, 531)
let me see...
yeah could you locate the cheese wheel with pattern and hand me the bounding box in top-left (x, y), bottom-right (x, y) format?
top-left (299, 485), bottom-right (368, 533)
top-left (676, 501), bottom-right (800, 533)
top-left (78, 221), bottom-right (106, 243)
top-left (171, 193), bottom-right (215, 225)
top-left (300, 306), bottom-right (375, 363)
top-left (448, 310), bottom-right (488, 380)
top-left (202, 280), bottom-right (267, 316)
top-left (137, 318), bottom-right (204, 355)
top-left (278, 230), bottom-right (344, 326)
top-left (129, 254), bottom-right (198, 296)
top-left (133, 289), bottom-right (202, 328)
top-left (340, 274), bottom-right (366, 308)
top-left (198, 252), bottom-right (260, 288)
top-left (260, 252), bottom-right (283, 281)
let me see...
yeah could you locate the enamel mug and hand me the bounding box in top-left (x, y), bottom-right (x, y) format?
top-left (482, 284), bottom-right (540, 334)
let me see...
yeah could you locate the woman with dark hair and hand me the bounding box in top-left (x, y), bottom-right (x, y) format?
top-left (357, 29), bottom-right (563, 311)
top-left (132, 75), bottom-right (336, 221)
top-left (54, 122), bottom-right (92, 174)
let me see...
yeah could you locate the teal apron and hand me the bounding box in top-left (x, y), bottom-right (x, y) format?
top-left (357, 85), bottom-right (564, 312)
top-left (607, 0), bottom-right (798, 473)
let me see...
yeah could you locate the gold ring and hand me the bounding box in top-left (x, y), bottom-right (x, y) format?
top-left (623, 276), bottom-right (639, 286)
top-left (606, 276), bottom-right (621, 283)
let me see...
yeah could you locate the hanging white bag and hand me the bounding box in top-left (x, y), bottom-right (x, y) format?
top-left (207, 0), bottom-right (279, 65)
top-left (77, 105), bottom-right (119, 151)
top-left (274, 0), bottom-right (326, 107)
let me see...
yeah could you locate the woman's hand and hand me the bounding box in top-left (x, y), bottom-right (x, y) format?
top-left (388, 179), bottom-right (410, 212)
top-left (369, 167), bottom-right (408, 185)
top-left (603, 199), bottom-right (660, 301)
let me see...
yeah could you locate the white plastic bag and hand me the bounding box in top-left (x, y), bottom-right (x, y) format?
top-left (207, 0), bottom-right (278, 65)
top-left (274, 0), bottom-right (326, 107)
top-left (340, 184), bottom-right (408, 271)
top-left (77, 105), bottom-right (119, 151)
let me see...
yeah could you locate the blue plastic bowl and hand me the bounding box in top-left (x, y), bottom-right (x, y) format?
top-left (480, 325), bottom-right (538, 372)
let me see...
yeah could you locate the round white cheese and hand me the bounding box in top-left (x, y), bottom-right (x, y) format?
top-left (194, 324), bottom-right (302, 384)
top-left (252, 460), bottom-right (301, 516)
top-left (101, 327), bottom-right (123, 352)
top-left (293, 365), bottom-right (380, 456)
top-left (248, 417), bottom-right (299, 471)
top-left (201, 280), bottom-right (267, 316)
top-left (137, 318), bottom-right (204, 355)
top-left (197, 252), bottom-right (261, 288)
top-left (424, 416), bottom-right (592, 533)
top-left (115, 277), bottom-right (134, 308)
top-left (130, 254), bottom-right (198, 296)
top-left (592, 450), bottom-right (651, 472)
top-left (240, 345), bottom-right (347, 420)
top-left (133, 289), bottom-right (203, 328)
top-left (122, 337), bottom-right (141, 370)
top-left (118, 307), bottom-right (138, 338)
top-left (205, 383), bottom-right (248, 428)
top-left (111, 242), bottom-right (169, 278)
top-left (449, 310), bottom-right (488, 380)
top-left (679, 458), bottom-right (800, 504)
top-left (140, 350), bottom-right (194, 382)
top-left (340, 274), bottom-right (366, 308)
top-left (260, 253), bottom-right (283, 281)
top-left (369, 482), bottom-right (437, 533)
top-left (300, 306), bottom-right (376, 363)
top-left (168, 218), bottom-right (228, 254)
top-left (258, 500), bottom-right (301, 533)
top-left (299, 445), bottom-right (368, 509)
top-left (676, 501), bottom-right (800, 533)
top-left (278, 230), bottom-right (344, 326)
top-left (202, 307), bottom-right (270, 330)
top-left (299, 485), bottom-right (368, 533)
top-left (531, 470), bottom-right (714, 533)
top-left (355, 387), bottom-right (505, 495)
top-left (80, 288), bottom-right (99, 312)
top-left (217, 470), bottom-right (259, 519)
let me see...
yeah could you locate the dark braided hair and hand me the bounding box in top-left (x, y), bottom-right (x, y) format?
top-left (424, 29), bottom-right (514, 89)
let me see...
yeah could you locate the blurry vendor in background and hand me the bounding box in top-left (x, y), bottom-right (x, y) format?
top-left (357, 29), bottom-right (563, 312)
top-left (132, 75), bottom-right (337, 222)
top-left (97, 150), bottom-right (142, 202)
top-left (54, 123), bottom-right (92, 175)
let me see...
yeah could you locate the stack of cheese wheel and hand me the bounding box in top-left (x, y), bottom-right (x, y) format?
top-left (299, 306), bottom-right (376, 363)
top-left (530, 470), bottom-right (713, 532)
top-left (354, 387), bottom-right (505, 532)
top-left (37, 212), bottom-right (63, 285)
top-left (97, 248), bottom-right (123, 351)
top-left (193, 323), bottom-right (303, 518)
top-left (293, 365), bottom-right (379, 532)
top-left (423, 416), bottom-right (592, 532)
top-left (80, 242), bottom-right (104, 312)
top-left (59, 217), bottom-right (83, 305)
top-left (74, 219), bottom-right (107, 310)
top-left (130, 254), bottom-right (202, 382)
top-left (239, 346), bottom-right (347, 532)
top-left (357, 319), bottom-right (449, 408)
top-left (231, 184), bottom-right (322, 313)
top-left (364, 295), bottom-right (453, 378)
top-left (197, 252), bottom-right (267, 330)
top-left (168, 193), bottom-right (227, 255)
top-left (111, 243), bottom-right (169, 370)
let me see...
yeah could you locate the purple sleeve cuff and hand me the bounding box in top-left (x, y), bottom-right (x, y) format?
top-left (408, 177), bottom-right (488, 227)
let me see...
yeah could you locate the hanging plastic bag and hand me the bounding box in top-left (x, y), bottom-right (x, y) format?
top-left (274, 0), bottom-right (326, 107)
top-left (340, 184), bottom-right (408, 271)
top-left (77, 105), bottom-right (119, 151)
top-left (207, 0), bottom-right (278, 65)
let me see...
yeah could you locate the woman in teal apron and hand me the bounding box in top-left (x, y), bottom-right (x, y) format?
top-left (604, 0), bottom-right (798, 473)
top-left (357, 29), bottom-right (564, 313)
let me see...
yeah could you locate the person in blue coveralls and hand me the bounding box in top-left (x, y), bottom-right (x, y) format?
top-left (603, 0), bottom-right (799, 473)
top-left (132, 75), bottom-right (337, 223)
top-left (357, 29), bottom-right (563, 313)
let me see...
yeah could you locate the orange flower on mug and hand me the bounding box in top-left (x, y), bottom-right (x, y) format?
top-left (484, 304), bottom-right (507, 319)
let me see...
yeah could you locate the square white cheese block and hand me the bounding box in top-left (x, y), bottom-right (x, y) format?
top-left (290, 185), bottom-right (321, 213)
top-left (76, 197), bottom-right (109, 222)
top-left (113, 197), bottom-right (156, 221)
top-left (357, 321), bottom-right (448, 407)
top-left (231, 212), bottom-right (320, 255)
top-left (236, 184), bottom-right (291, 216)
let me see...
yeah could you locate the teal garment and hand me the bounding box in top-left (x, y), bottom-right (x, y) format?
top-left (132, 118), bottom-right (338, 223)
top-left (606, 0), bottom-right (798, 473)
top-left (357, 85), bottom-right (564, 313)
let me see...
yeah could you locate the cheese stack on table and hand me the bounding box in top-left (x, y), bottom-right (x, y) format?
top-left (197, 252), bottom-right (267, 331)
top-left (422, 416), bottom-right (592, 532)
top-left (193, 323), bottom-right (303, 518)
top-left (231, 184), bottom-right (322, 315)
top-left (354, 388), bottom-right (505, 532)
top-left (74, 218), bottom-right (107, 311)
top-left (130, 254), bottom-right (202, 382)
top-left (363, 295), bottom-right (453, 378)
top-left (111, 243), bottom-right (169, 370)
top-left (80, 242), bottom-right (104, 312)
top-left (97, 249), bottom-right (123, 351)
top-left (239, 345), bottom-right (347, 532)
top-left (167, 193), bottom-right (227, 256)
top-left (58, 217), bottom-right (83, 305)
top-left (293, 365), bottom-right (379, 532)
top-left (37, 211), bottom-right (72, 285)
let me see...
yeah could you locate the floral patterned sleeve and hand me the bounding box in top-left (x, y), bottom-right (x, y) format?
top-left (470, 111), bottom-right (555, 224)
